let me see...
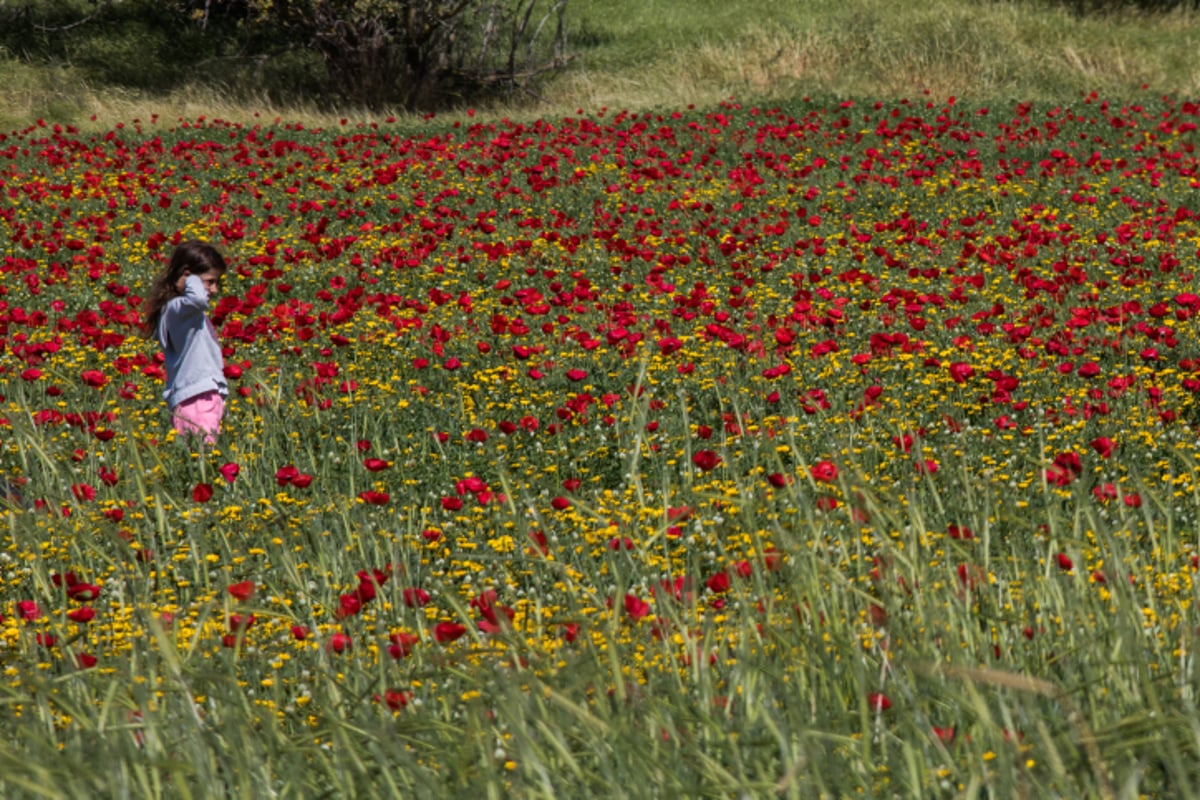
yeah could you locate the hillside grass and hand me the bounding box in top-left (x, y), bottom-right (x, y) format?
top-left (1, 0), bottom-right (1198, 132)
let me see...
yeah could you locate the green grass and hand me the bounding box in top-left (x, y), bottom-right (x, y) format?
top-left (2, 0), bottom-right (1199, 132)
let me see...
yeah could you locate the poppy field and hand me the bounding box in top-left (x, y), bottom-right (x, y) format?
top-left (1, 95), bottom-right (1200, 796)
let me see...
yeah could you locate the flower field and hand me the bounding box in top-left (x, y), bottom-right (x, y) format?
top-left (1, 95), bottom-right (1200, 796)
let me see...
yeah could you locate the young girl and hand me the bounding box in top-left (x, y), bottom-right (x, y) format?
top-left (143, 240), bottom-right (228, 444)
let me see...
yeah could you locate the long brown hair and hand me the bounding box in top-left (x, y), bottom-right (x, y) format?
top-left (142, 240), bottom-right (227, 338)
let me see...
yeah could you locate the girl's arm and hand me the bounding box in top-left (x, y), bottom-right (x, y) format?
top-left (173, 274), bottom-right (210, 312)
top-left (159, 274), bottom-right (210, 348)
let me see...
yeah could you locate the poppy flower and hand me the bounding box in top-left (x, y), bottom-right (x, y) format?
top-left (336, 595), bottom-right (362, 618)
top-left (457, 476), bottom-right (487, 494)
top-left (375, 689), bottom-right (412, 710)
top-left (227, 580), bottom-right (255, 601)
top-left (357, 490), bottom-right (391, 506)
top-left (192, 483), bottom-right (214, 503)
top-left (218, 462), bottom-right (240, 482)
top-left (228, 613), bottom-right (256, 632)
top-left (402, 587), bottom-right (431, 607)
top-left (434, 621), bottom-right (468, 643)
top-left (388, 631), bottom-right (419, 659)
top-left (692, 450), bottom-right (721, 472)
top-left (947, 524), bottom-right (974, 540)
top-left (810, 461), bottom-right (838, 483)
top-left (66, 583), bottom-right (101, 601)
top-left (947, 362), bottom-right (974, 383)
top-left (705, 571), bottom-right (731, 593)
top-left (867, 692), bottom-right (891, 712)
top-left (327, 632), bottom-right (352, 653)
top-left (623, 593), bottom-right (651, 620)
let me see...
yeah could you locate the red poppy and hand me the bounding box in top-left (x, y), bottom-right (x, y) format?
top-left (402, 587), bottom-right (430, 607)
top-left (357, 490), bottom-right (391, 506)
top-left (227, 580), bottom-right (255, 601)
top-left (67, 607), bottom-right (96, 623)
top-left (388, 631), bottom-right (419, 659)
top-left (867, 692), bottom-right (891, 712)
top-left (705, 572), bottom-right (731, 593)
top-left (363, 458), bottom-right (390, 472)
top-left (375, 689), bottom-right (412, 710)
top-left (947, 524), bottom-right (974, 540)
top-left (810, 461), bottom-right (838, 483)
top-left (434, 621), bottom-right (468, 643)
top-left (947, 361), bottom-right (973, 383)
top-left (623, 593), bottom-right (651, 620)
top-left (66, 583), bottom-right (101, 601)
top-left (192, 483), bottom-right (214, 503)
top-left (692, 450), bottom-right (721, 472)
top-left (228, 613), bottom-right (256, 632)
top-left (336, 594), bottom-right (362, 618)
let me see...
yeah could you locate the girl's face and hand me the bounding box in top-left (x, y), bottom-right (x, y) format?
top-left (179, 268), bottom-right (223, 299)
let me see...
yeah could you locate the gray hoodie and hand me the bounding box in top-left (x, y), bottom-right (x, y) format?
top-left (158, 274), bottom-right (227, 409)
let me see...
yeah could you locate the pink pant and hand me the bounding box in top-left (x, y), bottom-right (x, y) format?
top-left (172, 391), bottom-right (224, 443)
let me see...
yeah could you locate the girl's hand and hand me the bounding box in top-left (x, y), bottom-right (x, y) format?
top-left (175, 271), bottom-right (190, 293)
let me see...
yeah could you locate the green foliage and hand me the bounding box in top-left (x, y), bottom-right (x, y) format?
top-left (0, 0), bottom-right (570, 111)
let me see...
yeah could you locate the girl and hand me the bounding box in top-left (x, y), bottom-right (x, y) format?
top-left (143, 240), bottom-right (228, 444)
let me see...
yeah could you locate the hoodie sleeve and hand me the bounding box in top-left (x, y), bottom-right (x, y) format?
top-left (159, 275), bottom-right (209, 349)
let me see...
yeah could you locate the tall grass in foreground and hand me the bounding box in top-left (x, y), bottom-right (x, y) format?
top-left (3, 388), bottom-right (1199, 797)
top-left (3, 0), bottom-right (1200, 132)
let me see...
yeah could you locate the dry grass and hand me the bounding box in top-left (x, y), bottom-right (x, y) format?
top-left (3, 1), bottom-right (1200, 134)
